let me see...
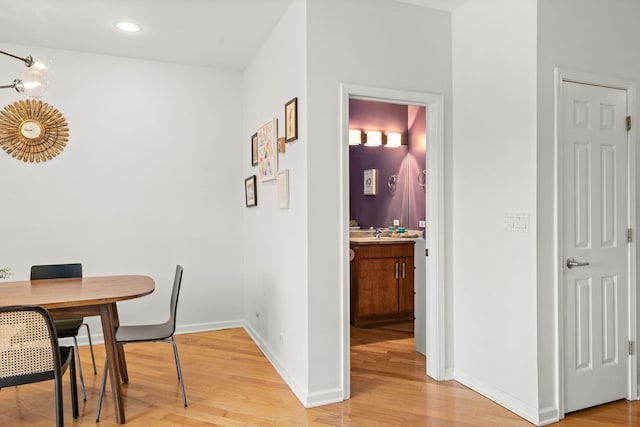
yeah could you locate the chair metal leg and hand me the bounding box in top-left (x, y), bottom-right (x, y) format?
top-left (55, 371), bottom-right (64, 427)
top-left (69, 348), bottom-right (79, 419)
top-left (165, 337), bottom-right (188, 407)
top-left (82, 322), bottom-right (97, 374)
top-left (72, 336), bottom-right (87, 401)
top-left (96, 359), bottom-right (108, 422)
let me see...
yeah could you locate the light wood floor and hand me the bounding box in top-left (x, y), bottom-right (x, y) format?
top-left (0, 324), bottom-right (638, 426)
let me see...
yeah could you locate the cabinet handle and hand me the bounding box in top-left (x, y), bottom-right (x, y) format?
top-left (402, 262), bottom-right (406, 279)
top-left (395, 262), bottom-right (399, 279)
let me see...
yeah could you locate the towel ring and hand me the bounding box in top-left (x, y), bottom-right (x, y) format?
top-left (418, 170), bottom-right (426, 188)
top-left (388, 174), bottom-right (397, 192)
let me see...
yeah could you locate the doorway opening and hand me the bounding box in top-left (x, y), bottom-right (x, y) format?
top-left (340, 84), bottom-right (446, 399)
top-left (347, 98), bottom-right (426, 392)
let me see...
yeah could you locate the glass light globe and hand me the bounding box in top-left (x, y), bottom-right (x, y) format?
top-left (28, 55), bottom-right (54, 77)
top-left (16, 67), bottom-right (50, 98)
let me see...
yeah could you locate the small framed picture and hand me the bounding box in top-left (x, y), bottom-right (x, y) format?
top-left (285, 97), bottom-right (298, 142)
top-left (245, 175), bottom-right (257, 207)
top-left (251, 132), bottom-right (258, 166)
top-left (278, 169), bottom-right (289, 209)
top-left (257, 118), bottom-right (278, 182)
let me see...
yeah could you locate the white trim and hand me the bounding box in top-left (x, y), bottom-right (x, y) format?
top-left (454, 368), bottom-right (540, 425)
top-left (554, 68), bottom-right (638, 419)
top-left (244, 322), bottom-right (344, 408)
top-left (537, 405), bottom-right (560, 426)
top-left (339, 83), bottom-right (448, 400)
top-left (81, 318), bottom-right (346, 409)
top-left (72, 319), bottom-right (245, 346)
top-left (242, 322), bottom-right (318, 408)
top-left (628, 79), bottom-right (639, 402)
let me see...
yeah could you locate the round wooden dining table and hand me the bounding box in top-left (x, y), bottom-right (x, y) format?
top-left (0, 275), bottom-right (155, 424)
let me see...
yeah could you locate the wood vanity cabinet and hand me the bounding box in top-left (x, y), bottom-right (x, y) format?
top-left (350, 241), bottom-right (415, 327)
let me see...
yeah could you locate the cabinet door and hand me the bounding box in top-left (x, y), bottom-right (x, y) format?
top-left (358, 258), bottom-right (399, 316)
top-left (398, 256), bottom-right (414, 313)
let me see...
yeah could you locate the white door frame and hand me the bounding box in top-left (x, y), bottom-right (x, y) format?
top-left (339, 83), bottom-right (447, 398)
top-left (554, 68), bottom-right (638, 417)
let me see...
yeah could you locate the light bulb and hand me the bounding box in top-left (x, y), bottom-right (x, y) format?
top-left (30, 55), bottom-right (54, 74)
top-left (364, 131), bottom-right (382, 147)
top-left (349, 129), bottom-right (362, 145)
top-left (114, 21), bottom-right (142, 32)
top-left (17, 67), bottom-right (50, 98)
top-left (385, 132), bottom-right (402, 147)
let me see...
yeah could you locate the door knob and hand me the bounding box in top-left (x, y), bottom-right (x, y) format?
top-left (566, 257), bottom-right (589, 269)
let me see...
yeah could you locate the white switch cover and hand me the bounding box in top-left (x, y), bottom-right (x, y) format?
top-left (419, 220), bottom-right (426, 228)
top-left (393, 219), bottom-right (400, 226)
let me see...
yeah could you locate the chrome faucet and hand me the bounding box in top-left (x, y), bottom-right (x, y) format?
top-left (375, 228), bottom-right (384, 238)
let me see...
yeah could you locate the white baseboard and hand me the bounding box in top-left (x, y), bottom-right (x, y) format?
top-left (241, 321), bottom-right (306, 404)
top-left (242, 321), bottom-right (344, 408)
top-left (75, 319), bottom-right (346, 409)
top-left (454, 368), bottom-right (540, 426)
top-left (444, 367), bottom-right (455, 380)
top-left (537, 406), bottom-right (560, 426)
top-left (71, 319), bottom-right (244, 346)
top-left (305, 387), bottom-right (345, 408)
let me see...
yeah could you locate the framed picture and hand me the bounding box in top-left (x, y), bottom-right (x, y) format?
top-left (278, 169), bottom-right (289, 209)
top-left (285, 97), bottom-right (298, 142)
top-left (251, 132), bottom-right (258, 166)
top-left (257, 118), bottom-right (278, 182)
top-left (245, 175), bottom-right (257, 207)
top-left (363, 169), bottom-right (377, 195)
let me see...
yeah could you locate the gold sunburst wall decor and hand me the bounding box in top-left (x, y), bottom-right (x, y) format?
top-left (0, 99), bottom-right (69, 163)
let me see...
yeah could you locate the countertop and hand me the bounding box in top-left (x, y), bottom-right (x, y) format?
top-left (349, 236), bottom-right (418, 245)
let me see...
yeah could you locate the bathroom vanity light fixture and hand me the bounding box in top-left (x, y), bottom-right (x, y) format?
top-left (0, 49), bottom-right (53, 98)
top-left (364, 130), bottom-right (382, 147)
top-left (385, 132), bottom-right (402, 148)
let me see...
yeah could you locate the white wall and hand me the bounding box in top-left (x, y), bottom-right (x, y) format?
top-left (242, 0), bottom-right (310, 402)
top-left (536, 0), bottom-right (640, 422)
top-left (0, 43), bottom-right (244, 335)
top-left (306, 0), bottom-right (452, 403)
top-left (452, 0), bottom-right (539, 423)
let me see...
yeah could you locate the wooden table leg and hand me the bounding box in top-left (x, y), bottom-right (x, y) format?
top-left (99, 303), bottom-right (126, 424)
top-left (111, 303), bottom-right (129, 383)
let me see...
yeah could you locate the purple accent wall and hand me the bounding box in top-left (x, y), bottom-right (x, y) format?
top-left (349, 144), bottom-right (409, 229)
top-left (349, 99), bottom-right (407, 133)
top-left (349, 100), bottom-right (426, 230)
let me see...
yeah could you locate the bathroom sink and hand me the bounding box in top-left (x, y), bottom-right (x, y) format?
top-left (349, 229), bottom-right (420, 241)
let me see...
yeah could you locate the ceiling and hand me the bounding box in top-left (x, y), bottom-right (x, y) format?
top-left (394, 0), bottom-right (469, 11)
top-left (0, 0), bottom-right (295, 70)
top-left (0, 0), bottom-right (467, 71)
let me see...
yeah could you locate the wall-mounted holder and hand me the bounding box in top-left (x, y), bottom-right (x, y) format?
top-left (278, 137), bottom-right (286, 153)
top-left (418, 170), bottom-right (426, 188)
top-left (388, 174), bottom-right (397, 193)
top-left (363, 169), bottom-right (377, 195)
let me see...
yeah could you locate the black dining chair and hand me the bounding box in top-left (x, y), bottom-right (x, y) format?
top-left (95, 265), bottom-right (187, 422)
top-left (30, 263), bottom-right (97, 401)
top-left (0, 305), bottom-right (79, 426)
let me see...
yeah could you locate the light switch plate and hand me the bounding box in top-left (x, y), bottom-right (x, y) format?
top-left (419, 220), bottom-right (426, 228)
top-left (504, 212), bottom-right (529, 232)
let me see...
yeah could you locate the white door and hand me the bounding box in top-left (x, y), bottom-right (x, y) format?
top-left (563, 81), bottom-right (629, 413)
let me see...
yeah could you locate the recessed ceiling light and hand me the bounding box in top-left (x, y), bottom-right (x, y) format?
top-left (114, 21), bottom-right (142, 33)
